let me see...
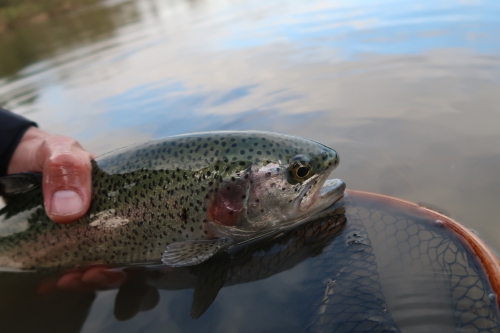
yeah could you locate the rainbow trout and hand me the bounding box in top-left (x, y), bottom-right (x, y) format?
top-left (0, 131), bottom-right (345, 270)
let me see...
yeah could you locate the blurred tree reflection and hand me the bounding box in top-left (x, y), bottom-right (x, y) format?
top-left (0, 0), bottom-right (139, 78)
top-left (0, 0), bottom-right (101, 31)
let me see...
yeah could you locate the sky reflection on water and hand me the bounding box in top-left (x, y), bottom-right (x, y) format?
top-left (1, 0), bottom-right (499, 250)
top-left (1, 0), bottom-right (500, 332)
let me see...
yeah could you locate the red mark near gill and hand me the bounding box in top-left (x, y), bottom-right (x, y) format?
top-left (208, 186), bottom-right (247, 226)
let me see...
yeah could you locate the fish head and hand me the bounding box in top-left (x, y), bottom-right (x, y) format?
top-left (206, 132), bottom-right (345, 238)
top-left (245, 143), bottom-right (343, 228)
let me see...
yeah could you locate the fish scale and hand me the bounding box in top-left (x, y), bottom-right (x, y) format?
top-left (0, 131), bottom-right (345, 270)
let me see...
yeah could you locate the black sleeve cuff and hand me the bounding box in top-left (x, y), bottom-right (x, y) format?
top-left (0, 107), bottom-right (38, 176)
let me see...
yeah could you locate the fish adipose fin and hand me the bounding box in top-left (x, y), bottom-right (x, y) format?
top-left (0, 173), bottom-right (41, 198)
top-left (161, 238), bottom-right (230, 267)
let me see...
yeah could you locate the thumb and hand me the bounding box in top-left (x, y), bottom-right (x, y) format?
top-left (40, 136), bottom-right (93, 224)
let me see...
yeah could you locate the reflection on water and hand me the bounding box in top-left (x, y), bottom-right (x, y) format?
top-left (1, 0), bottom-right (500, 331)
top-left (0, 1), bottom-right (139, 79)
top-left (0, 192), bottom-right (498, 332)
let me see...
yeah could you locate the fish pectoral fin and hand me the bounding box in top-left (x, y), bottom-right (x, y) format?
top-left (190, 252), bottom-right (232, 319)
top-left (0, 173), bottom-right (42, 198)
top-left (161, 238), bottom-right (230, 267)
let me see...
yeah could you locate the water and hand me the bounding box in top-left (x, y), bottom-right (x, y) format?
top-left (1, 0), bottom-right (500, 332)
top-left (1, 192), bottom-right (498, 332)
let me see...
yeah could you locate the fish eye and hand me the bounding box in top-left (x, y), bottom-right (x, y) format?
top-left (296, 165), bottom-right (311, 177)
top-left (289, 155), bottom-right (313, 181)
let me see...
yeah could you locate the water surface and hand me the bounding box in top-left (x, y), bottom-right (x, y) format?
top-left (1, 0), bottom-right (500, 332)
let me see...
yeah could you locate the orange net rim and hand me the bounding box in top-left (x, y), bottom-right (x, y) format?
top-left (344, 189), bottom-right (500, 308)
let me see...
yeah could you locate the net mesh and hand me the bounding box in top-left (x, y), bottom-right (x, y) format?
top-left (302, 195), bottom-right (500, 333)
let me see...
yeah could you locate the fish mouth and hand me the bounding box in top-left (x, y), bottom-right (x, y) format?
top-left (296, 175), bottom-right (346, 213)
top-left (319, 179), bottom-right (346, 203)
top-left (297, 179), bottom-right (346, 212)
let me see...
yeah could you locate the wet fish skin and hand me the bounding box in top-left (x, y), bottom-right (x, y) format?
top-left (0, 131), bottom-right (343, 270)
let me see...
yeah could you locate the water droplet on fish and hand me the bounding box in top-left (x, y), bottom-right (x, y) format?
top-left (434, 220), bottom-right (444, 228)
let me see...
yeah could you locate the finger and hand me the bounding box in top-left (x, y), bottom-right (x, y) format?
top-left (56, 267), bottom-right (124, 291)
top-left (81, 267), bottom-right (126, 288)
top-left (56, 271), bottom-right (86, 291)
top-left (37, 277), bottom-right (59, 294)
top-left (39, 136), bottom-right (93, 224)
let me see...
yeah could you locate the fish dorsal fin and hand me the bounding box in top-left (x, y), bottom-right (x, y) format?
top-left (0, 173), bottom-right (42, 198)
top-left (161, 238), bottom-right (230, 267)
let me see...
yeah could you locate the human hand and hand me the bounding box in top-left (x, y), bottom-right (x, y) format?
top-left (39, 266), bottom-right (158, 321)
top-left (7, 127), bottom-right (94, 223)
top-left (37, 266), bottom-right (126, 295)
top-left (56, 266), bottom-right (126, 291)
